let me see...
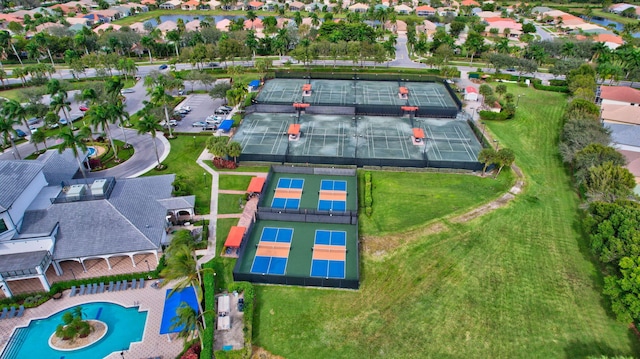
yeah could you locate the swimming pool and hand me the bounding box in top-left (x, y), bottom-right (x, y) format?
top-left (87, 147), bottom-right (96, 157)
top-left (0, 302), bottom-right (147, 359)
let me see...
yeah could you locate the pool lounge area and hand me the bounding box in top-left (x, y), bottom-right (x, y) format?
top-left (0, 283), bottom-right (186, 359)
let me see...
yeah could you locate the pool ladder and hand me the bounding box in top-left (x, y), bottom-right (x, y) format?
top-left (0, 327), bottom-right (28, 359)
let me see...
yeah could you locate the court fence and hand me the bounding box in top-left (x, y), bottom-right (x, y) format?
top-left (239, 153), bottom-right (483, 171)
top-left (232, 164), bottom-right (360, 290)
top-left (261, 72), bottom-right (462, 118)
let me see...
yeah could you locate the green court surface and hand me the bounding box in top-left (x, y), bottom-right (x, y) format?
top-left (256, 79), bottom-right (457, 109)
top-left (261, 172), bottom-right (357, 211)
top-left (233, 113), bottom-right (481, 163)
top-left (236, 220), bottom-right (358, 280)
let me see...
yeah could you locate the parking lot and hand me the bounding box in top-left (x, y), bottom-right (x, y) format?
top-left (171, 94), bottom-right (230, 133)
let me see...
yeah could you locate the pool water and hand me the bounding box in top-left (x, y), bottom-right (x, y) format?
top-left (0, 302), bottom-right (147, 359)
top-left (87, 147), bottom-right (96, 157)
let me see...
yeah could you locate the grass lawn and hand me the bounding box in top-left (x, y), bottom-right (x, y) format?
top-left (218, 174), bottom-right (253, 190)
top-left (142, 135), bottom-right (211, 214)
top-left (358, 170), bottom-right (513, 237)
top-left (212, 218), bottom-right (240, 290)
top-left (249, 86), bottom-right (640, 358)
top-left (217, 194), bottom-right (244, 214)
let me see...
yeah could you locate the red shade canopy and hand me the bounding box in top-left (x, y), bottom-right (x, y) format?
top-left (293, 102), bottom-right (310, 108)
top-left (401, 106), bottom-right (419, 111)
top-left (288, 124), bottom-right (301, 135)
top-left (302, 84), bottom-right (312, 91)
top-left (399, 86), bottom-right (409, 94)
top-left (224, 226), bottom-right (246, 248)
top-left (247, 176), bottom-right (266, 193)
top-left (412, 128), bottom-right (425, 139)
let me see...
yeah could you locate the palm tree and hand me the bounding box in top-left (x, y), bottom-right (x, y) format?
top-left (160, 241), bottom-right (210, 322)
top-left (148, 84), bottom-right (175, 138)
top-left (227, 141), bottom-right (242, 163)
top-left (86, 104), bottom-right (119, 161)
top-left (108, 102), bottom-right (130, 148)
top-left (104, 76), bottom-right (124, 103)
top-left (50, 93), bottom-right (72, 128)
top-left (57, 127), bottom-right (89, 180)
top-left (31, 130), bottom-right (48, 152)
top-left (1, 99), bottom-right (31, 136)
top-left (170, 303), bottom-right (206, 349)
top-left (135, 111), bottom-right (163, 168)
top-left (0, 115), bottom-right (21, 159)
top-left (141, 36), bottom-right (156, 64)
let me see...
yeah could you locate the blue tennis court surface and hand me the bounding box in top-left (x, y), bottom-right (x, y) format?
top-left (320, 180), bottom-right (347, 191)
top-left (271, 197), bottom-right (300, 209)
top-left (277, 178), bottom-right (305, 189)
top-left (318, 200), bottom-right (346, 211)
top-left (314, 230), bottom-right (347, 246)
top-left (159, 287), bottom-right (198, 334)
top-left (251, 256), bottom-right (288, 275)
top-left (310, 259), bottom-right (345, 278)
top-left (261, 227), bottom-right (294, 242)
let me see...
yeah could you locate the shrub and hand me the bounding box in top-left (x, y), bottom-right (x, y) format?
top-left (212, 157), bottom-right (238, 169)
top-left (364, 171), bottom-right (373, 217)
top-left (479, 110), bottom-right (509, 121)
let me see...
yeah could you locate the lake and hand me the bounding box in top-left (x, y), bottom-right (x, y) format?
top-left (581, 16), bottom-right (640, 38)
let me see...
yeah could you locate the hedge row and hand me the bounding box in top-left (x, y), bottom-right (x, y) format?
top-left (364, 171), bottom-right (373, 217)
top-left (532, 79), bottom-right (569, 93)
top-left (479, 110), bottom-right (510, 121)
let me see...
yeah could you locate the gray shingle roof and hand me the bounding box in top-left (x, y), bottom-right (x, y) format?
top-left (36, 149), bottom-right (81, 185)
top-left (20, 174), bottom-right (177, 260)
top-left (0, 161), bottom-right (44, 212)
top-left (157, 195), bottom-right (196, 210)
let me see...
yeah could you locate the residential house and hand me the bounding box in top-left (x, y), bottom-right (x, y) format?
top-left (112, 6), bottom-right (133, 17)
top-left (181, 0), bottom-right (200, 10)
top-left (81, 13), bottom-right (109, 26)
top-left (484, 17), bottom-right (522, 37)
top-left (118, 3), bottom-right (150, 13)
top-left (207, 0), bottom-right (222, 9)
top-left (93, 23), bottom-right (122, 33)
top-left (416, 5), bottom-right (436, 16)
top-left (91, 9), bottom-right (122, 21)
top-left (247, 1), bottom-right (264, 10)
top-left (589, 33), bottom-right (625, 49)
top-left (348, 3), bottom-right (369, 13)
top-left (141, 0), bottom-right (158, 7)
top-left (609, 3), bottom-right (636, 15)
top-left (221, 1), bottom-right (244, 10)
top-left (50, 4), bottom-right (74, 14)
top-left (475, 11), bottom-right (501, 19)
top-left (0, 14), bottom-right (24, 28)
top-left (276, 17), bottom-right (292, 29)
top-left (0, 151), bottom-right (194, 297)
top-left (394, 4), bottom-right (412, 15)
top-left (68, 23), bottom-right (88, 32)
top-left (244, 18), bottom-right (264, 30)
top-left (185, 19), bottom-right (201, 32)
top-left (417, 19), bottom-right (437, 36)
top-left (437, 7), bottom-right (458, 17)
top-left (461, 0), bottom-right (480, 6)
top-left (306, 2), bottom-right (323, 12)
top-left (216, 18), bottom-right (231, 31)
top-left (66, 17), bottom-right (90, 26)
top-left (129, 21), bottom-right (148, 33)
top-left (36, 22), bottom-right (64, 33)
top-left (157, 20), bottom-right (178, 34)
top-left (385, 19), bottom-right (407, 32)
top-left (599, 86), bottom-right (640, 106)
top-left (289, 1), bottom-right (305, 11)
top-left (159, 0), bottom-right (181, 9)
top-left (601, 104), bottom-right (640, 124)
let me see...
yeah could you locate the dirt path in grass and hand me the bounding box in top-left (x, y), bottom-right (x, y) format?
top-left (363, 165), bottom-right (525, 258)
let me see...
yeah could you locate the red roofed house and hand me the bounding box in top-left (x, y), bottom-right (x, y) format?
top-left (247, 1), bottom-right (264, 10)
top-left (183, 0), bottom-right (200, 10)
top-left (484, 17), bottom-right (522, 37)
top-left (181, 0), bottom-right (200, 10)
top-left (244, 17), bottom-right (263, 30)
top-left (461, 0), bottom-right (480, 6)
top-left (599, 86), bottom-right (640, 107)
top-left (416, 5), bottom-right (436, 16)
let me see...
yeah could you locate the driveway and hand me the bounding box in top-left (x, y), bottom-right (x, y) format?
top-left (387, 33), bottom-right (426, 69)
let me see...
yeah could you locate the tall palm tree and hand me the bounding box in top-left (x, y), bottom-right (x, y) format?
top-left (141, 36), bottom-right (155, 63)
top-left (160, 242), bottom-right (209, 321)
top-left (0, 115), bottom-right (21, 159)
top-left (135, 111), bottom-right (163, 168)
top-left (148, 84), bottom-right (175, 138)
top-left (107, 102), bottom-right (130, 148)
top-left (86, 104), bottom-right (119, 161)
top-left (31, 130), bottom-right (48, 152)
top-left (57, 127), bottom-right (89, 180)
top-left (170, 303), bottom-right (206, 349)
top-left (1, 99), bottom-right (31, 136)
top-left (50, 93), bottom-right (72, 128)
top-left (104, 76), bottom-right (124, 103)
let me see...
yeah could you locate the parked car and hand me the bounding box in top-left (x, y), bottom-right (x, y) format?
top-left (178, 108), bottom-right (189, 115)
top-left (59, 118), bottom-right (68, 126)
top-left (14, 129), bottom-right (26, 138)
top-left (205, 62), bottom-right (221, 68)
top-left (79, 105), bottom-right (89, 112)
top-left (219, 105), bottom-right (232, 111)
top-left (237, 298), bottom-right (244, 312)
top-left (178, 89), bottom-right (186, 95)
top-left (179, 106), bottom-right (191, 112)
top-left (192, 121), bottom-right (207, 127)
top-left (159, 64), bottom-right (168, 70)
top-left (120, 88), bottom-right (135, 94)
top-left (214, 108), bottom-right (230, 115)
top-left (161, 120), bottom-right (178, 127)
top-left (27, 117), bottom-right (40, 125)
top-left (29, 125), bottom-right (38, 134)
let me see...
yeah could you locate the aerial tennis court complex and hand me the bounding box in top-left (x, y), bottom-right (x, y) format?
top-left (233, 166), bottom-right (359, 289)
top-left (238, 72), bottom-right (485, 170)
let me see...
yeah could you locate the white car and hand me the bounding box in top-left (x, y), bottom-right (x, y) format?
top-left (121, 88), bottom-right (135, 94)
top-left (161, 120), bottom-right (178, 127)
top-left (179, 106), bottom-right (191, 112)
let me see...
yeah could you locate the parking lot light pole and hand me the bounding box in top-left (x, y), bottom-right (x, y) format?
top-left (516, 94), bottom-right (525, 107)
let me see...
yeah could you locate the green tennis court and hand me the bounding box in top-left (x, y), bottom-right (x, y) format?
top-left (236, 220), bottom-right (358, 280)
top-left (261, 171), bottom-right (357, 212)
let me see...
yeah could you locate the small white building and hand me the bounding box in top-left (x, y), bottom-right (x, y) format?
top-left (464, 86), bottom-right (479, 101)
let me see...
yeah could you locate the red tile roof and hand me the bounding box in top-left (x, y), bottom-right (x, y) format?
top-left (600, 86), bottom-right (640, 104)
top-left (247, 177), bottom-right (266, 193)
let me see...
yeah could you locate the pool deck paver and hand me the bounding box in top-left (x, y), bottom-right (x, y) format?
top-left (0, 284), bottom-right (185, 359)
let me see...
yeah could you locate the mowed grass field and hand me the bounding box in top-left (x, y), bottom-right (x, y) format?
top-left (250, 86), bottom-right (640, 357)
